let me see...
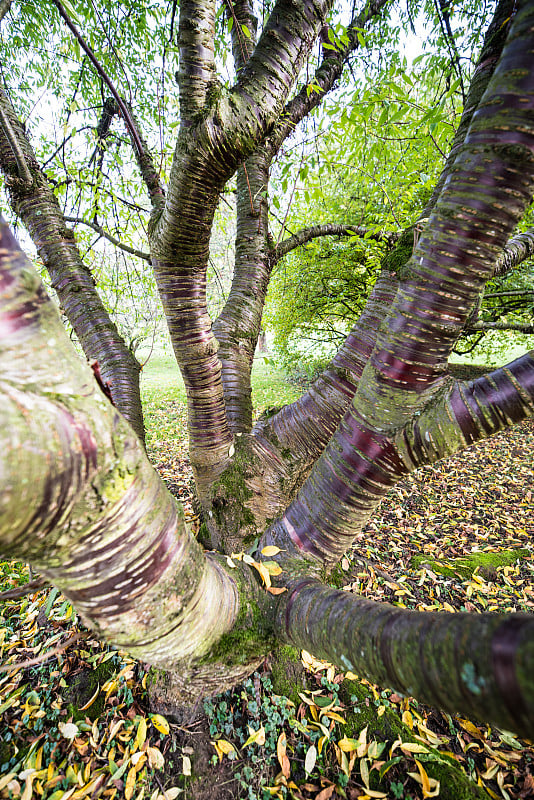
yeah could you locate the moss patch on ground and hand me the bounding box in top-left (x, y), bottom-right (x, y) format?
top-left (410, 548), bottom-right (530, 580)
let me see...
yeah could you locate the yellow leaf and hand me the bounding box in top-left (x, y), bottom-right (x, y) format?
top-left (304, 744), bottom-right (317, 775)
top-left (400, 742), bottom-right (429, 754)
top-left (377, 705), bottom-right (385, 717)
top-left (125, 766), bottom-right (137, 800)
top-left (71, 779), bottom-right (100, 799)
top-left (415, 722), bottom-right (443, 746)
top-left (342, 748), bottom-right (350, 778)
top-left (325, 711), bottom-right (346, 724)
top-left (415, 759), bottom-right (430, 795)
top-left (103, 678), bottom-right (119, 700)
top-left (357, 726), bottom-right (369, 757)
top-left (261, 546), bottom-right (282, 556)
top-left (458, 718), bottom-right (482, 738)
top-left (242, 553), bottom-right (255, 565)
top-left (411, 760), bottom-right (440, 798)
top-left (338, 737), bottom-right (359, 753)
top-left (147, 746), bottom-right (165, 770)
top-left (360, 757), bottom-right (370, 788)
top-left (402, 710), bottom-right (413, 729)
top-left (367, 740), bottom-right (382, 759)
top-left (243, 725), bottom-right (266, 747)
top-left (252, 561), bottom-right (271, 587)
top-left (21, 773), bottom-right (35, 800)
top-left (345, 671), bottom-right (359, 680)
top-left (266, 586), bottom-right (287, 595)
top-left (211, 739), bottom-right (236, 762)
top-left (108, 720), bottom-right (125, 744)
top-left (135, 717), bottom-right (147, 751)
top-left (150, 714), bottom-right (170, 736)
top-left (0, 775), bottom-right (16, 793)
top-left (132, 752), bottom-right (146, 770)
top-left (262, 561), bottom-right (283, 576)
top-left (78, 683), bottom-right (100, 712)
top-left (480, 763), bottom-right (500, 780)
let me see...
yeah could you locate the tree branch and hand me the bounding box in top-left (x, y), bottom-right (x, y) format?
top-left (278, 578), bottom-right (534, 738)
top-left (0, 577), bottom-right (48, 600)
top-left (0, 0), bottom-right (11, 23)
top-left (50, 0), bottom-right (165, 209)
top-left (0, 218), bottom-right (244, 669)
top-left (494, 226), bottom-right (534, 277)
top-left (257, 3), bottom-right (534, 568)
top-left (273, 223), bottom-right (399, 262)
top-left (0, 86), bottom-right (145, 440)
top-left (0, 104), bottom-right (32, 184)
top-left (63, 216), bottom-right (151, 261)
top-left (254, 271), bottom-right (399, 497)
top-left (267, 0), bottom-right (390, 155)
top-left (420, 0), bottom-right (515, 218)
top-left (177, 0), bottom-right (217, 123)
top-left (225, 0), bottom-right (332, 151)
top-left (468, 321), bottom-right (534, 333)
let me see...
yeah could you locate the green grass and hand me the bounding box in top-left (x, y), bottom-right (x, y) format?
top-left (138, 350), bottom-right (301, 467)
top-left (139, 348), bottom-right (185, 405)
top-left (139, 349), bottom-right (300, 414)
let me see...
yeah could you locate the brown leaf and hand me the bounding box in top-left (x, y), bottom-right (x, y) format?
top-left (315, 786), bottom-right (335, 800)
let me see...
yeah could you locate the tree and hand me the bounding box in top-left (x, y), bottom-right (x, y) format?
top-left (0, 0), bottom-right (534, 742)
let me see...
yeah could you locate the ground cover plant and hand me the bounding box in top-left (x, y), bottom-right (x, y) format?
top-left (2, 0), bottom-right (534, 798)
top-left (1, 361), bottom-right (533, 800)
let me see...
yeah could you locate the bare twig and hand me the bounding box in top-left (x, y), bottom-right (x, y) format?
top-left (0, 632), bottom-right (85, 672)
top-left (50, 0), bottom-right (144, 156)
top-left (0, 577), bottom-right (48, 600)
top-left (64, 216), bottom-right (151, 261)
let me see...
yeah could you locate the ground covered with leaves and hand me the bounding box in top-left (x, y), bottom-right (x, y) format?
top-left (0, 364), bottom-right (533, 800)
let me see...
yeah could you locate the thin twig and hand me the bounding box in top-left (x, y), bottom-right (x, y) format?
top-left (63, 216), bottom-right (150, 261)
top-left (0, 632), bottom-right (85, 672)
top-left (0, 577), bottom-right (48, 601)
top-left (50, 0), bottom-right (145, 158)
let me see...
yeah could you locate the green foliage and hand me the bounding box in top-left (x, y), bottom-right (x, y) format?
top-left (265, 47), bottom-right (461, 370)
top-left (266, 237), bottom-right (382, 373)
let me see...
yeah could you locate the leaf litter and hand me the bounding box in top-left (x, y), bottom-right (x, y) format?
top-left (1, 396), bottom-right (533, 799)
